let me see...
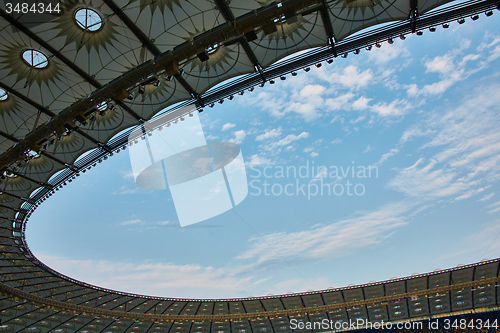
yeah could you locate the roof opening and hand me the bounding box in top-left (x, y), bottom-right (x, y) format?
top-left (22, 49), bottom-right (49, 68)
top-left (74, 7), bottom-right (103, 31)
top-left (0, 88), bottom-right (8, 101)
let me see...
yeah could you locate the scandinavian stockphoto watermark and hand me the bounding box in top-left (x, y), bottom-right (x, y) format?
top-left (249, 161), bottom-right (378, 199)
top-left (127, 104), bottom-right (248, 227)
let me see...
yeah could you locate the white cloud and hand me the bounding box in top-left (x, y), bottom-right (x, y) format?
top-left (310, 152), bottom-right (319, 157)
top-left (238, 202), bottom-right (410, 264)
top-left (388, 82), bottom-right (500, 202)
top-left (256, 128), bottom-right (282, 141)
top-left (36, 254), bottom-right (266, 299)
top-left (231, 130), bottom-right (247, 144)
top-left (352, 96), bottom-right (372, 110)
top-left (368, 42), bottom-right (410, 65)
top-left (407, 35), bottom-right (499, 97)
top-left (370, 99), bottom-right (411, 117)
top-left (222, 123), bottom-right (235, 131)
top-left (246, 154), bottom-right (274, 168)
top-left (322, 65), bottom-right (374, 90)
top-left (119, 219), bottom-right (143, 226)
top-left (478, 193), bottom-right (494, 202)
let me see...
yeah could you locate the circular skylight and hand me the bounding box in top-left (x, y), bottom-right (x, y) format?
top-left (97, 102), bottom-right (108, 111)
top-left (22, 49), bottom-right (49, 68)
top-left (0, 88), bottom-right (8, 101)
top-left (206, 43), bottom-right (219, 54)
top-left (74, 7), bottom-right (103, 31)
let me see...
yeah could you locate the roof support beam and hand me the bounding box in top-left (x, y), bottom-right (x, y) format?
top-left (101, 0), bottom-right (202, 107)
top-left (214, 0), bottom-right (265, 82)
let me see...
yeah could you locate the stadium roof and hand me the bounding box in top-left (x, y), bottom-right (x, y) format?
top-left (1, 0), bottom-right (500, 331)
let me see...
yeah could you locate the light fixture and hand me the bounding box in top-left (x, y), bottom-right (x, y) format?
top-left (196, 50), bottom-right (210, 62)
top-left (443, 23), bottom-right (450, 28)
top-left (365, 45), bottom-right (372, 51)
top-left (228, 95), bottom-right (234, 100)
top-left (180, 117), bottom-right (185, 121)
top-left (471, 14), bottom-right (479, 20)
top-left (280, 76), bottom-right (286, 80)
top-left (238, 91), bottom-right (244, 95)
top-left (485, 11), bottom-right (493, 16)
top-left (400, 34), bottom-right (406, 40)
top-left (388, 38), bottom-right (394, 44)
top-left (291, 72), bottom-right (297, 76)
top-left (304, 67), bottom-right (310, 72)
top-left (249, 87), bottom-right (254, 92)
top-left (218, 99), bottom-right (224, 104)
top-left (315, 63), bottom-right (322, 68)
top-left (327, 59), bottom-right (333, 64)
top-left (209, 103), bottom-right (215, 107)
top-left (416, 31), bottom-right (423, 35)
top-left (270, 80), bottom-right (275, 84)
top-left (429, 27), bottom-right (436, 32)
top-left (353, 49), bottom-right (360, 54)
top-left (189, 113), bottom-right (193, 117)
top-left (341, 53), bottom-right (348, 58)
top-left (375, 43), bottom-right (381, 48)
top-left (458, 18), bottom-right (465, 24)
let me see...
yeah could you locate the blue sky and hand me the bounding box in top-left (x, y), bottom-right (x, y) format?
top-left (27, 14), bottom-right (500, 299)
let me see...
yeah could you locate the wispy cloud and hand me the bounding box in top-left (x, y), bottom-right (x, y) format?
top-left (237, 202), bottom-right (411, 264)
top-left (388, 82), bottom-right (500, 202)
top-left (222, 123), bottom-right (235, 131)
top-left (36, 254), bottom-right (268, 299)
top-left (118, 219), bottom-right (144, 226)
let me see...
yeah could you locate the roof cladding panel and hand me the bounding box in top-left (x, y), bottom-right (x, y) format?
top-left (0, 97), bottom-right (52, 142)
top-left (122, 77), bottom-right (193, 121)
top-left (387, 299), bottom-right (409, 320)
top-left (327, 0), bottom-right (410, 41)
top-left (121, 0), bottom-right (226, 52)
top-left (385, 280), bottom-right (405, 295)
top-left (0, 27), bottom-right (95, 116)
top-left (250, 10), bottom-right (328, 68)
top-left (47, 131), bottom-right (99, 166)
top-left (182, 43), bottom-right (255, 95)
top-left (16, 155), bottom-right (67, 185)
top-left (228, 0), bottom-right (274, 18)
top-left (24, 1), bottom-right (145, 87)
top-left (78, 104), bottom-right (139, 143)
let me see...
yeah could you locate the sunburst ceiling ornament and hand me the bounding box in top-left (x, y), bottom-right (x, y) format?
top-left (24, 155), bottom-right (52, 172)
top-left (184, 46), bottom-right (237, 73)
top-left (91, 106), bottom-right (123, 127)
top-left (330, 0), bottom-right (384, 18)
top-left (137, 0), bottom-right (183, 15)
top-left (0, 90), bottom-right (20, 118)
top-left (0, 175), bottom-right (30, 192)
top-left (262, 15), bottom-right (310, 44)
top-left (124, 75), bottom-right (177, 104)
top-left (53, 132), bottom-right (85, 152)
top-left (53, 0), bottom-right (120, 53)
top-left (0, 43), bottom-right (62, 87)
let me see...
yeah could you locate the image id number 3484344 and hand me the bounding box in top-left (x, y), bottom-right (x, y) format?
top-left (5, 2), bottom-right (61, 14)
